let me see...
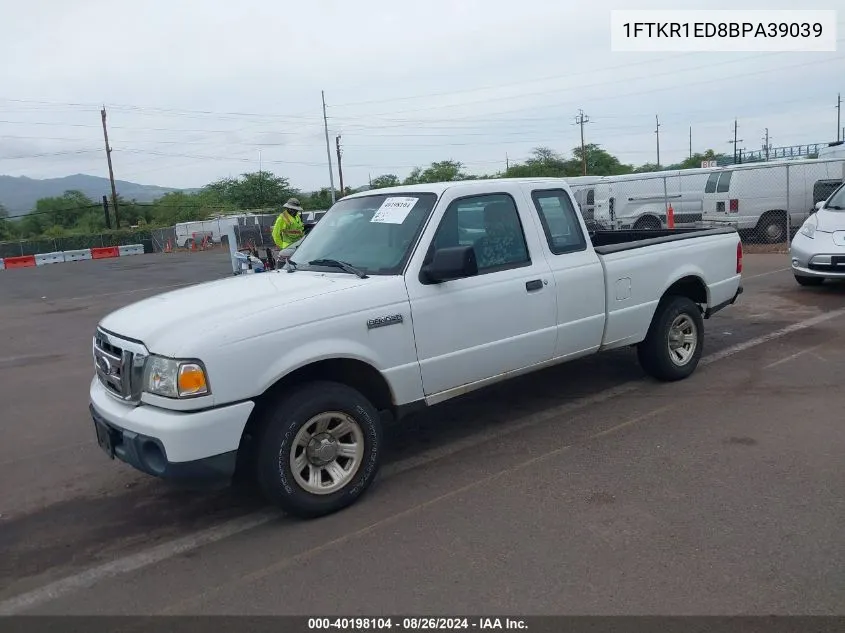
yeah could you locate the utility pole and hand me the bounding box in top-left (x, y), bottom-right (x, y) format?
top-left (258, 149), bottom-right (263, 206)
top-left (728, 119), bottom-right (743, 164)
top-left (321, 90), bottom-right (336, 205)
top-left (837, 93), bottom-right (841, 142)
top-left (102, 195), bottom-right (111, 230)
top-left (100, 107), bottom-right (120, 227)
top-left (762, 128), bottom-right (771, 161)
top-left (575, 109), bottom-right (590, 175)
top-left (506, 152), bottom-right (509, 171)
top-left (655, 114), bottom-right (661, 167)
top-left (689, 126), bottom-right (692, 160)
top-left (335, 135), bottom-right (344, 196)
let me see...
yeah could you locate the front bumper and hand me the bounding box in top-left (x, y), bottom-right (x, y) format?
top-left (89, 377), bottom-right (254, 481)
top-left (790, 231), bottom-right (845, 279)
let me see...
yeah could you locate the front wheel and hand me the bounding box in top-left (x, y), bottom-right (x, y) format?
top-left (637, 295), bottom-right (705, 382)
top-left (256, 381), bottom-right (383, 519)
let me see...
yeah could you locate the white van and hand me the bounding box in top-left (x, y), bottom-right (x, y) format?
top-left (700, 158), bottom-right (845, 243)
top-left (589, 170), bottom-right (710, 230)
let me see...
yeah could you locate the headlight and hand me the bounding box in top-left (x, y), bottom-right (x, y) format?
top-left (144, 355), bottom-right (210, 398)
top-left (800, 218), bottom-right (817, 239)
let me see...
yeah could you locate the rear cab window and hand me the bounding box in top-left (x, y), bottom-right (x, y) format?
top-left (529, 189), bottom-right (588, 255)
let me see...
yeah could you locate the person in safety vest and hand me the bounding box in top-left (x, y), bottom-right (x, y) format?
top-left (272, 197), bottom-right (305, 250)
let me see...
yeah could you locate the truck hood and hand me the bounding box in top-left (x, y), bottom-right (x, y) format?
top-left (99, 270), bottom-right (371, 355)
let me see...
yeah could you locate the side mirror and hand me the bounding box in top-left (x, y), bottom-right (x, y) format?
top-left (813, 201), bottom-right (825, 213)
top-left (421, 245), bottom-right (478, 283)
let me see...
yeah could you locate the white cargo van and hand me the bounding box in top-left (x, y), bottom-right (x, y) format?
top-left (701, 158), bottom-right (845, 243)
top-left (590, 170), bottom-right (710, 230)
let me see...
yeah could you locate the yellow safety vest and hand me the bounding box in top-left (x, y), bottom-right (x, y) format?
top-left (272, 211), bottom-right (305, 249)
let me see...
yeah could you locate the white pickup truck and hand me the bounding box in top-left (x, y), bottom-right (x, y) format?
top-left (90, 178), bottom-right (744, 518)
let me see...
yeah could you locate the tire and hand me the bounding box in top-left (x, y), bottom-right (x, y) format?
top-left (255, 381), bottom-right (383, 519)
top-left (755, 212), bottom-right (787, 244)
top-left (794, 274), bottom-right (824, 287)
top-left (637, 295), bottom-right (705, 382)
top-left (634, 216), bottom-right (662, 231)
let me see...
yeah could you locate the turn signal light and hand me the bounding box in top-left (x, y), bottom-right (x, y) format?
top-left (736, 241), bottom-right (743, 274)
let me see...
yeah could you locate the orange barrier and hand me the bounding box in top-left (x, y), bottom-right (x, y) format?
top-left (667, 204), bottom-right (675, 229)
top-left (91, 246), bottom-right (120, 259)
top-left (4, 255), bottom-right (36, 269)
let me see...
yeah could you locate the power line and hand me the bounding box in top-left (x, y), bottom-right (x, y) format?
top-left (331, 53), bottom-right (845, 120)
top-left (331, 55), bottom-right (845, 129)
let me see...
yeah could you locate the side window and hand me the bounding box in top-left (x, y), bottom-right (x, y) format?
top-left (586, 189), bottom-right (595, 205)
top-left (431, 193), bottom-right (530, 273)
top-left (716, 171), bottom-right (733, 193)
top-left (530, 189), bottom-right (587, 255)
top-left (705, 172), bottom-right (719, 193)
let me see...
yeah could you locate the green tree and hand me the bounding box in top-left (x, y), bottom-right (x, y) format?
top-left (571, 144), bottom-right (634, 176)
top-left (674, 149), bottom-right (730, 170)
top-left (370, 174), bottom-right (400, 189)
top-left (404, 160), bottom-right (469, 184)
top-left (0, 203), bottom-right (14, 241)
top-left (633, 162), bottom-right (662, 173)
top-left (32, 190), bottom-right (96, 229)
top-left (504, 146), bottom-right (573, 178)
top-left (204, 171), bottom-right (297, 209)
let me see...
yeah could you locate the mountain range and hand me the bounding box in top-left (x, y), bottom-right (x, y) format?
top-left (0, 174), bottom-right (194, 216)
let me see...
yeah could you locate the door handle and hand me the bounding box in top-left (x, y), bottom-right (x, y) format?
top-left (525, 279), bottom-right (543, 292)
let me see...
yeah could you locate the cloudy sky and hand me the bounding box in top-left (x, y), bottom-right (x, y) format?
top-left (1, 0), bottom-right (843, 192)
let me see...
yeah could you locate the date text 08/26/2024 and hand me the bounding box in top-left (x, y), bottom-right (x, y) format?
top-left (307, 617), bottom-right (528, 630)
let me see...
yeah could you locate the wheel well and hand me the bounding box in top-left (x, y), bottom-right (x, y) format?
top-left (757, 210), bottom-right (787, 225)
top-left (261, 358), bottom-right (394, 412)
top-left (634, 215), bottom-right (661, 228)
top-left (663, 275), bottom-right (707, 306)
top-left (235, 358), bottom-right (395, 479)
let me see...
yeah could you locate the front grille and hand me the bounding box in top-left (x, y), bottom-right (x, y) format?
top-left (93, 328), bottom-right (148, 404)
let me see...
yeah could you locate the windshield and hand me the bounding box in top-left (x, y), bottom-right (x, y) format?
top-left (289, 192), bottom-right (438, 275)
top-left (825, 182), bottom-right (845, 210)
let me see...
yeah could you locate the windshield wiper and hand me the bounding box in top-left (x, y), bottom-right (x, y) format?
top-left (308, 258), bottom-right (368, 278)
top-left (826, 205), bottom-right (844, 210)
top-left (285, 259), bottom-right (298, 273)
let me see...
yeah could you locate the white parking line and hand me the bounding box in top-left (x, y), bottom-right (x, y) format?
top-left (744, 267), bottom-right (789, 280)
top-left (3, 304), bottom-right (845, 615)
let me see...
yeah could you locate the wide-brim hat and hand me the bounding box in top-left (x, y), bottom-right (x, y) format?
top-left (283, 198), bottom-right (303, 212)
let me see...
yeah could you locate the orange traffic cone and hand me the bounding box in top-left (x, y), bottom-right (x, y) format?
top-left (667, 204), bottom-right (675, 229)
top-left (164, 240), bottom-right (172, 253)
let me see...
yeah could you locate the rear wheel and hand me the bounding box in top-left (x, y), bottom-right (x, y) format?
top-left (637, 295), bottom-right (704, 382)
top-left (634, 216), bottom-right (662, 231)
top-left (755, 211), bottom-right (787, 244)
top-left (255, 381), bottom-right (382, 519)
top-left (794, 274), bottom-right (824, 287)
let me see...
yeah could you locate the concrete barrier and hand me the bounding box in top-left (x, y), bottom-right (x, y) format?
top-left (64, 249), bottom-right (92, 262)
top-left (91, 246), bottom-right (120, 259)
top-left (35, 252), bottom-right (66, 266)
top-left (118, 244), bottom-right (145, 257)
top-left (3, 255), bottom-right (37, 269)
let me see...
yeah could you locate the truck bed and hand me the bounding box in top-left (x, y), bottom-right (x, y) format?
top-left (589, 227), bottom-right (738, 254)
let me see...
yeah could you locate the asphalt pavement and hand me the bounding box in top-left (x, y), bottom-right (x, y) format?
top-left (0, 250), bottom-right (843, 615)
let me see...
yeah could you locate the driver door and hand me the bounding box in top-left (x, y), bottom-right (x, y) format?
top-left (405, 187), bottom-right (557, 400)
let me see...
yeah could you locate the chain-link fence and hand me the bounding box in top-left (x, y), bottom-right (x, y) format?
top-left (0, 230), bottom-right (155, 259)
top-left (1, 210), bottom-right (330, 259)
top-left (568, 158), bottom-right (845, 249)
top-left (149, 211), bottom-right (327, 253)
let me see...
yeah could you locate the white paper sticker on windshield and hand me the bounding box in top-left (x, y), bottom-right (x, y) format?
top-left (371, 197), bottom-right (418, 224)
